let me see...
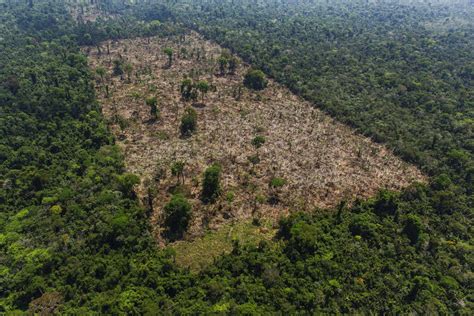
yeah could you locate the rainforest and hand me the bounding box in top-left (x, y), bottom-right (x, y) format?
top-left (0, 0), bottom-right (472, 314)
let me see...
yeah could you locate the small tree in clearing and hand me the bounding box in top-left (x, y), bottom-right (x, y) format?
top-left (196, 80), bottom-right (210, 102)
top-left (180, 78), bottom-right (194, 101)
top-left (112, 59), bottom-right (123, 76)
top-left (218, 56), bottom-right (228, 75)
top-left (171, 161), bottom-right (185, 185)
top-left (145, 96), bottom-right (158, 121)
top-left (180, 107), bottom-right (197, 137)
top-left (163, 47), bottom-right (173, 67)
top-left (163, 194), bottom-right (192, 241)
top-left (201, 164), bottom-right (221, 203)
top-left (95, 66), bottom-right (106, 84)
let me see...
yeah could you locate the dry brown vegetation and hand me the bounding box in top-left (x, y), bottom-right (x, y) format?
top-left (84, 33), bottom-right (425, 245)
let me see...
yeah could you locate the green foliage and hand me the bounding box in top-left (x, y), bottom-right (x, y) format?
top-left (243, 69), bottom-right (267, 90)
top-left (95, 66), bottom-right (106, 82)
top-left (180, 78), bottom-right (197, 101)
top-left (0, 3), bottom-right (181, 313)
top-left (196, 80), bottom-right (210, 101)
top-left (117, 173), bottom-right (140, 197)
top-left (112, 59), bottom-right (124, 76)
top-left (180, 78), bottom-right (210, 102)
top-left (228, 56), bottom-right (238, 74)
top-left (403, 214), bottom-right (423, 245)
top-left (349, 212), bottom-right (379, 240)
top-left (163, 47), bottom-right (173, 66)
top-left (201, 164), bottom-right (221, 203)
top-left (251, 135), bottom-right (266, 148)
top-left (2, 0), bottom-right (473, 314)
top-left (180, 107), bottom-right (197, 137)
top-left (124, 63), bottom-right (133, 82)
top-left (171, 161), bottom-right (185, 184)
top-left (225, 191), bottom-right (235, 203)
top-left (269, 177), bottom-right (286, 188)
top-left (145, 96), bottom-right (159, 120)
top-left (218, 55), bottom-right (228, 75)
top-left (373, 190), bottom-right (399, 216)
top-left (163, 194), bottom-right (192, 241)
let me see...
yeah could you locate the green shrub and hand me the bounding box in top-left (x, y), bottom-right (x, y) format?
top-left (270, 177), bottom-right (286, 188)
top-left (251, 135), bottom-right (266, 148)
top-left (243, 69), bottom-right (267, 90)
top-left (202, 164), bottom-right (221, 203)
top-left (163, 194), bottom-right (192, 241)
top-left (180, 107), bottom-right (197, 136)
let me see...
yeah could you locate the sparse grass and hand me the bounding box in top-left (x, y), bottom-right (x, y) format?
top-left (171, 220), bottom-right (276, 272)
top-left (156, 131), bottom-right (169, 140)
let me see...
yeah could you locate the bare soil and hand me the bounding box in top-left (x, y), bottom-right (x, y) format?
top-left (84, 33), bottom-right (425, 245)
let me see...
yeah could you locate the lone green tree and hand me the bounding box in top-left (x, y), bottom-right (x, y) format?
top-left (196, 80), bottom-right (210, 102)
top-left (163, 47), bottom-right (173, 67)
top-left (145, 96), bottom-right (158, 121)
top-left (201, 164), bottom-right (221, 203)
top-left (163, 194), bottom-right (192, 241)
top-left (180, 78), bottom-right (195, 101)
top-left (95, 66), bottom-right (106, 85)
top-left (180, 107), bottom-right (197, 137)
top-left (218, 56), bottom-right (228, 75)
top-left (244, 69), bottom-right (267, 90)
top-left (171, 161), bottom-right (185, 185)
top-left (112, 59), bottom-right (123, 76)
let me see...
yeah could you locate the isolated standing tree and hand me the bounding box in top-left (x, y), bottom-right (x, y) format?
top-left (180, 107), bottom-right (197, 137)
top-left (196, 80), bottom-right (210, 102)
top-left (112, 59), bottom-right (123, 76)
top-left (244, 69), bottom-right (267, 90)
top-left (180, 78), bottom-right (194, 101)
top-left (171, 161), bottom-right (185, 185)
top-left (95, 66), bottom-right (106, 85)
top-left (163, 194), bottom-right (192, 241)
top-left (163, 47), bottom-right (173, 67)
top-left (201, 164), bottom-right (221, 203)
top-left (145, 96), bottom-right (158, 121)
top-left (218, 56), bottom-right (228, 75)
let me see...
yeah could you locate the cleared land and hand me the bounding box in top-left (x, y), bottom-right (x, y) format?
top-left (85, 33), bottom-right (425, 247)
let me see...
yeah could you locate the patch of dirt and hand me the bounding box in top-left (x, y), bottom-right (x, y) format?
top-left (84, 33), bottom-right (425, 245)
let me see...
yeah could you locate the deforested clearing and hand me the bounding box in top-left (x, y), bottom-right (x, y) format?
top-left (85, 33), bottom-right (425, 244)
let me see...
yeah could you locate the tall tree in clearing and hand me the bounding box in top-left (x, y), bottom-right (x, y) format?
top-left (164, 47), bottom-right (173, 67)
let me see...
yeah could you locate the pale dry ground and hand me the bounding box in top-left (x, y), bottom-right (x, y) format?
top-left (85, 33), bottom-right (425, 244)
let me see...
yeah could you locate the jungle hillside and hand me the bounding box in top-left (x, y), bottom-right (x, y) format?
top-left (0, 0), bottom-right (472, 314)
